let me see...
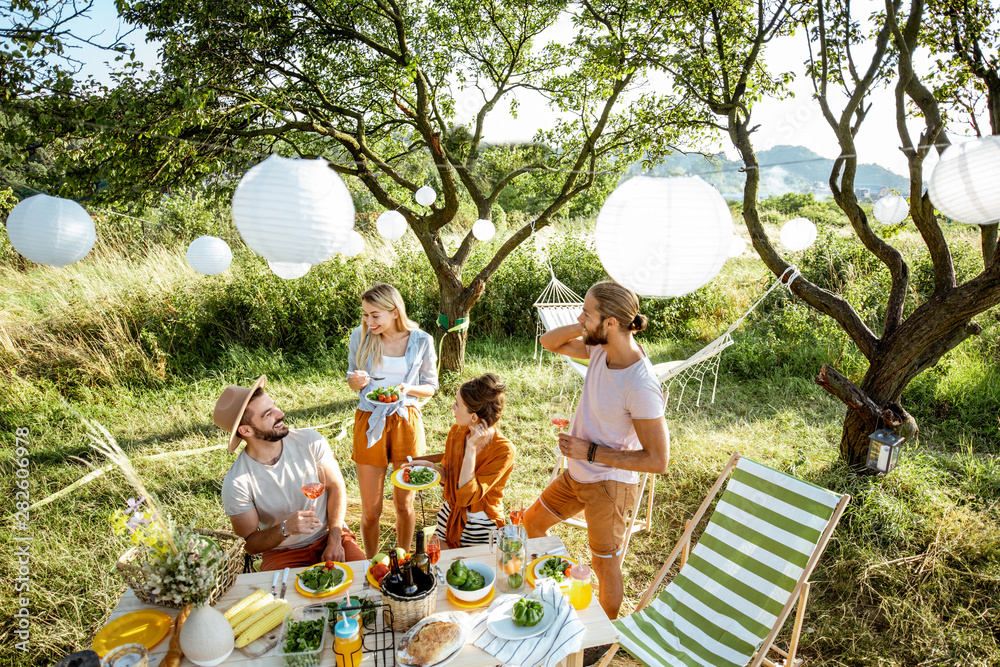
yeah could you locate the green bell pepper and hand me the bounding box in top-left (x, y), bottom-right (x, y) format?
top-left (459, 569), bottom-right (486, 591)
top-left (511, 598), bottom-right (545, 627)
top-left (446, 560), bottom-right (468, 587)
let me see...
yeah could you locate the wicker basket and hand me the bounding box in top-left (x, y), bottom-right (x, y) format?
top-left (116, 528), bottom-right (245, 608)
top-left (381, 573), bottom-right (439, 632)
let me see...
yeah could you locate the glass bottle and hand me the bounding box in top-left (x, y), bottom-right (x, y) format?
top-left (402, 561), bottom-right (419, 596)
top-left (568, 563), bottom-right (593, 610)
top-left (334, 614), bottom-right (363, 667)
top-left (411, 529), bottom-right (431, 577)
top-left (383, 551), bottom-right (404, 595)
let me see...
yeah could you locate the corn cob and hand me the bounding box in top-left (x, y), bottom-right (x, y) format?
top-left (225, 589), bottom-right (272, 622)
top-left (233, 600), bottom-right (284, 637)
top-left (227, 590), bottom-right (274, 628)
top-left (234, 600), bottom-right (291, 648)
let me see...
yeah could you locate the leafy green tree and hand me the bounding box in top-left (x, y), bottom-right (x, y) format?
top-left (665, 0), bottom-right (1000, 470)
top-left (55, 0), bottom-right (706, 371)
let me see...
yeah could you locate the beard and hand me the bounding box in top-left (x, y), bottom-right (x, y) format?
top-left (253, 423), bottom-right (290, 442)
top-left (582, 323), bottom-right (609, 346)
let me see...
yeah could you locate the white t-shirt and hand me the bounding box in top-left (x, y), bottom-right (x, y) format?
top-left (222, 428), bottom-right (335, 550)
top-left (566, 344), bottom-right (665, 484)
top-left (370, 355), bottom-right (408, 390)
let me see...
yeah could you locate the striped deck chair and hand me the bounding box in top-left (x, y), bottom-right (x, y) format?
top-left (600, 452), bottom-right (850, 667)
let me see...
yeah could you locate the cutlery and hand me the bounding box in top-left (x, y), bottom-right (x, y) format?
top-left (271, 571), bottom-right (280, 596)
top-left (279, 567), bottom-right (290, 599)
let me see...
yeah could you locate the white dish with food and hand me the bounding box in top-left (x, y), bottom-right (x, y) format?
top-left (486, 599), bottom-right (557, 640)
top-left (396, 611), bottom-right (472, 667)
top-left (445, 559), bottom-right (496, 603)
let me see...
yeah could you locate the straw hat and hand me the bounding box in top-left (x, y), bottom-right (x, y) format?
top-left (213, 375), bottom-right (267, 453)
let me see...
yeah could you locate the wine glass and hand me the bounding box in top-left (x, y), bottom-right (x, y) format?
top-left (548, 396), bottom-right (572, 459)
top-left (509, 496), bottom-right (524, 526)
top-left (426, 533), bottom-right (441, 566)
top-left (301, 468), bottom-right (326, 511)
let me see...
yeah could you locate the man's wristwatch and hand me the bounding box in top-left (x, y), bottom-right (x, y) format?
top-left (280, 520), bottom-right (288, 537)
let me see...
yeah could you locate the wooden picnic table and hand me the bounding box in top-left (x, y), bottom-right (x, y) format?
top-left (105, 535), bottom-right (617, 667)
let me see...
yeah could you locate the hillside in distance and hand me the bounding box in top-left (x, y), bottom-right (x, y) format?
top-left (637, 144), bottom-right (910, 200)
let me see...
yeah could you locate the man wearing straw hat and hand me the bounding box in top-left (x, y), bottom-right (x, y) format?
top-left (215, 374), bottom-right (365, 570)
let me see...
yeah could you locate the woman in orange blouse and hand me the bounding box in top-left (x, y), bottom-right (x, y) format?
top-left (412, 374), bottom-right (514, 548)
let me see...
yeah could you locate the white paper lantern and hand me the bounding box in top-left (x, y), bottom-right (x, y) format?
top-left (595, 175), bottom-right (733, 297)
top-left (928, 135), bottom-right (1000, 225)
top-left (472, 219), bottom-right (495, 241)
top-left (231, 155), bottom-right (354, 264)
top-left (5, 194), bottom-right (96, 267)
top-left (873, 195), bottom-right (909, 225)
top-left (780, 217), bottom-right (817, 251)
top-left (728, 235), bottom-right (747, 258)
top-left (268, 261), bottom-right (311, 279)
top-left (414, 186), bottom-right (437, 207)
top-left (376, 210), bottom-right (407, 240)
top-left (342, 230), bottom-right (365, 257)
top-left (186, 235), bottom-right (232, 275)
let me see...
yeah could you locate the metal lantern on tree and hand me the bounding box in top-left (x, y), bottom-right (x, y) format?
top-left (231, 155), bottom-right (354, 264)
top-left (472, 219), bottom-right (495, 241)
top-left (780, 217), bottom-right (817, 251)
top-left (268, 261), bottom-right (311, 279)
top-left (5, 194), bottom-right (96, 267)
top-left (872, 195), bottom-right (909, 225)
top-left (594, 175), bottom-right (734, 297)
top-left (928, 135), bottom-right (1000, 225)
top-left (866, 429), bottom-right (905, 475)
top-left (376, 211), bottom-right (407, 240)
top-left (186, 236), bottom-right (232, 275)
top-left (414, 186), bottom-right (437, 207)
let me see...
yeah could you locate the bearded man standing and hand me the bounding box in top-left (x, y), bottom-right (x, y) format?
top-left (524, 281), bottom-right (670, 627)
top-left (215, 375), bottom-right (365, 570)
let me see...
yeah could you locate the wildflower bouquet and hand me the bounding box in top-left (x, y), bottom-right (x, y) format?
top-left (111, 497), bottom-right (224, 606)
top-left (93, 422), bottom-right (232, 607)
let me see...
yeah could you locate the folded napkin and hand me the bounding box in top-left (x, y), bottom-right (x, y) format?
top-left (470, 579), bottom-right (585, 667)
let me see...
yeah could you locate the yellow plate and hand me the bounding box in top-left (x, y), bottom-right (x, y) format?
top-left (92, 609), bottom-right (172, 657)
top-left (391, 466), bottom-right (441, 491)
top-left (446, 586), bottom-right (496, 609)
top-left (294, 562), bottom-right (354, 598)
top-left (525, 554), bottom-right (578, 588)
top-left (366, 564), bottom-right (386, 590)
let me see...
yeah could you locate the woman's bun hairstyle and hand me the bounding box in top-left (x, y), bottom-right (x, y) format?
top-left (459, 373), bottom-right (507, 427)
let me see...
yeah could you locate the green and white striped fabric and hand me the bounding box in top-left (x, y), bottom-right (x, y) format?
top-left (615, 458), bottom-right (841, 667)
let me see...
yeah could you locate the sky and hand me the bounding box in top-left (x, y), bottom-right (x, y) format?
top-left (64, 0), bottom-right (979, 180)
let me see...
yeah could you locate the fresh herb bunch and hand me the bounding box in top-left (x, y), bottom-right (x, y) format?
top-left (283, 618), bottom-right (325, 667)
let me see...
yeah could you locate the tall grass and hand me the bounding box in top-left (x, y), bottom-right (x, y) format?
top-left (2, 199), bottom-right (1000, 665)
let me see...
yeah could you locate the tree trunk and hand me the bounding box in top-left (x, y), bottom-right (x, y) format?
top-left (435, 273), bottom-right (481, 375)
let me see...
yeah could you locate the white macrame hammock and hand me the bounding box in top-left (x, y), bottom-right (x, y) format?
top-left (534, 265), bottom-right (798, 409)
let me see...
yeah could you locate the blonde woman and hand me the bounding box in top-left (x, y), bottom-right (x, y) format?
top-left (347, 283), bottom-right (437, 557)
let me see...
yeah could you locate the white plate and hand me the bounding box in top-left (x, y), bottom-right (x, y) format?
top-left (392, 466), bottom-right (441, 491)
top-left (533, 556), bottom-right (574, 584)
top-left (397, 611), bottom-right (471, 667)
top-left (486, 600), bottom-right (557, 640)
top-left (296, 563), bottom-right (349, 595)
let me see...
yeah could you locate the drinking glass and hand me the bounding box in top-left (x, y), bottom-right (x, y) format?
top-left (548, 396), bottom-right (571, 459)
top-left (426, 533), bottom-right (441, 566)
top-left (301, 469), bottom-right (326, 510)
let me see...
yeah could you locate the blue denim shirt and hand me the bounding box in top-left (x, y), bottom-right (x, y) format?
top-left (347, 326), bottom-right (438, 448)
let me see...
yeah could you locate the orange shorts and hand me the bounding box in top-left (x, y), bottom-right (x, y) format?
top-left (539, 470), bottom-right (639, 557)
top-left (260, 526), bottom-right (366, 571)
top-left (352, 407), bottom-right (425, 467)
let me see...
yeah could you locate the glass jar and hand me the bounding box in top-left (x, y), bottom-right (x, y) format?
top-left (492, 524), bottom-right (527, 593)
top-left (568, 563), bottom-right (593, 610)
top-left (333, 615), bottom-right (363, 667)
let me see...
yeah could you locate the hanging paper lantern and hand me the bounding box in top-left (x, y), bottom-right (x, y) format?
top-left (873, 195), bottom-right (909, 225)
top-left (268, 261), bottom-right (311, 279)
top-left (780, 217), bottom-right (817, 251)
top-left (472, 219), bottom-right (495, 241)
top-left (928, 136), bottom-right (1000, 225)
top-left (186, 235), bottom-right (232, 275)
top-left (231, 155), bottom-right (354, 264)
top-left (342, 230), bottom-right (365, 257)
top-left (595, 175), bottom-right (733, 298)
top-left (5, 194), bottom-right (96, 267)
top-left (376, 210), bottom-right (407, 240)
top-left (728, 235), bottom-right (747, 258)
top-left (414, 186), bottom-right (437, 207)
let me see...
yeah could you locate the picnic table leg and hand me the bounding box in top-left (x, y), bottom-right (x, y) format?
top-left (559, 650), bottom-right (585, 667)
